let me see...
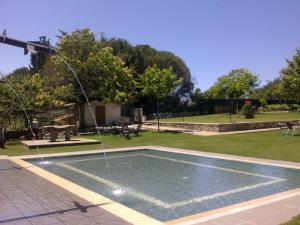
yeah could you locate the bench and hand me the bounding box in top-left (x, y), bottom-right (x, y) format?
top-left (43, 125), bottom-right (76, 142)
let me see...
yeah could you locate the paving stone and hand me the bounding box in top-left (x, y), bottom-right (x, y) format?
top-left (0, 159), bottom-right (131, 225)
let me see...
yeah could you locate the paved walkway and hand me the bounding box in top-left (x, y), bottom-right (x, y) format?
top-left (198, 196), bottom-right (300, 225)
top-left (0, 159), bottom-right (131, 225)
top-left (143, 124), bottom-right (279, 136)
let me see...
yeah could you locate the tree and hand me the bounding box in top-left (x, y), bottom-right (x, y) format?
top-left (0, 74), bottom-right (14, 148)
top-left (251, 78), bottom-right (284, 100)
top-left (30, 36), bottom-right (51, 73)
top-left (138, 65), bottom-right (182, 132)
top-left (42, 29), bottom-right (135, 104)
top-left (206, 68), bottom-right (259, 121)
top-left (99, 37), bottom-right (194, 98)
top-left (0, 71), bottom-right (60, 148)
top-left (281, 48), bottom-right (300, 100)
top-left (207, 69), bottom-right (260, 100)
top-left (191, 88), bottom-right (205, 104)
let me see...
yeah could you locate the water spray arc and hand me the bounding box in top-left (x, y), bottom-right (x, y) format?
top-left (0, 81), bottom-right (45, 162)
top-left (55, 56), bottom-right (110, 174)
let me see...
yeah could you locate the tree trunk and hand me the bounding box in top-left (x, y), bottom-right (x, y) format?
top-left (237, 98), bottom-right (240, 118)
top-left (0, 127), bottom-right (6, 149)
top-left (229, 98), bottom-right (233, 123)
top-left (157, 98), bottom-right (160, 132)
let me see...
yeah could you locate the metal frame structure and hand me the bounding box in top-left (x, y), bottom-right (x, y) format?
top-left (0, 30), bottom-right (56, 55)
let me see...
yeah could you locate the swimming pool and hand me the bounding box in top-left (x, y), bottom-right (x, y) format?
top-left (27, 148), bottom-right (300, 222)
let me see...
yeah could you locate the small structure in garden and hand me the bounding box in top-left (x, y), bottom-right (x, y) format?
top-left (64, 101), bottom-right (144, 130)
top-left (42, 125), bottom-right (76, 142)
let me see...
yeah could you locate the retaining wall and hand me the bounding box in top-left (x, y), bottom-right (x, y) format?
top-left (154, 120), bottom-right (300, 132)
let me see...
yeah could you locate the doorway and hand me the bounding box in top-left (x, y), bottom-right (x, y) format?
top-left (96, 106), bottom-right (106, 125)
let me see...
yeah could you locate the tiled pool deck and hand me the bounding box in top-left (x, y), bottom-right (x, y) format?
top-left (0, 158), bottom-right (133, 225)
top-left (1, 146), bottom-right (300, 225)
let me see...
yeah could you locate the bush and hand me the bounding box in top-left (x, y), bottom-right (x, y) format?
top-left (288, 104), bottom-right (300, 112)
top-left (257, 104), bottom-right (291, 112)
top-left (268, 104), bottom-right (290, 111)
top-left (257, 106), bottom-right (267, 113)
top-left (259, 98), bottom-right (268, 108)
top-left (241, 104), bottom-right (255, 118)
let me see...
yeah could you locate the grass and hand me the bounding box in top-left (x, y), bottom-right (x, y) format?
top-left (160, 112), bottom-right (300, 123)
top-left (282, 215), bottom-right (300, 225)
top-left (2, 130), bottom-right (300, 163)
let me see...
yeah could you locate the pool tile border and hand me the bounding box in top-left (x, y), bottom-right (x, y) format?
top-left (10, 146), bottom-right (300, 225)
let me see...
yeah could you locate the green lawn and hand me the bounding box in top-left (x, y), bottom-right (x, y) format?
top-left (2, 130), bottom-right (300, 162)
top-left (160, 112), bottom-right (300, 123)
top-left (282, 215), bottom-right (300, 225)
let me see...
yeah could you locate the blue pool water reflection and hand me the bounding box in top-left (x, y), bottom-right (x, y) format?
top-left (28, 149), bottom-right (300, 221)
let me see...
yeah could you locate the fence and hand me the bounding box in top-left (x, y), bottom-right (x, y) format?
top-left (144, 98), bottom-right (300, 119)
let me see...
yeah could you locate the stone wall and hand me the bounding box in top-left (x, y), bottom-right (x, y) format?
top-left (154, 120), bottom-right (300, 132)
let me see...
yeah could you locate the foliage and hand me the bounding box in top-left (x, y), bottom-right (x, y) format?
top-left (191, 88), bottom-right (205, 103)
top-left (42, 29), bottom-right (135, 104)
top-left (206, 68), bottom-right (260, 99)
top-left (0, 70), bottom-right (63, 148)
top-left (4, 73), bottom-right (62, 109)
top-left (139, 65), bottom-right (182, 99)
top-left (288, 104), bottom-right (300, 112)
top-left (259, 98), bottom-right (268, 108)
top-left (281, 48), bottom-right (300, 100)
top-left (99, 37), bottom-right (194, 96)
top-left (240, 104), bottom-right (255, 118)
top-left (6, 67), bottom-right (31, 80)
top-left (0, 81), bottom-right (14, 131)
top-left (252, 78), bottom-right (284, 100)
top-left (30, 36), bottom-right (51, 73)
top-left (257, 104), bottom-right (290, 112)
top-left (139, 65), bottom-right (182, 131)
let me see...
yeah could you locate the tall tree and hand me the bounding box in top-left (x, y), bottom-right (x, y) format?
top-left (138, 65), bottom-right (182, 132)
top-left (30, 36), bottom-right (51, 73)
top-left (0, 72), bottom-right (13, 148)
top-left (206, 68), bottom-right (259, 118)
top-left (207, 69), bottom-right (260, 99)
top-left (251, 78), bottom-right (284, 100)
top-left (99, 37), bottom-right (194, 97)
top-left (281, 48), bottom-right (300, 100)
top-left (0, 72), bottom-right (57, 148)
top-left (191, 88), bottom-right (205, 104)
top-left (42, 29), bottom-right (135, 104)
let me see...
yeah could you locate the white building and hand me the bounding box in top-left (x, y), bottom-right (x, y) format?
top-left (64, 101), bottom-right (122, 129)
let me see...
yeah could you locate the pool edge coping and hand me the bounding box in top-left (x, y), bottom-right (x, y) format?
top-left (12, 145), bottom-right (300, 170)
top-left (8, 146), bottom-right (300, 225)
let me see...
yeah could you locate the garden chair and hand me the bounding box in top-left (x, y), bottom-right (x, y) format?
top-left (120, 124), bottom-right (130, 138)
top-left (130, 124), bottom-right (142, 136)
top-left (286, 122), bottom-right (300, 136)
top-left (278, 123), bottom-right (288, 135)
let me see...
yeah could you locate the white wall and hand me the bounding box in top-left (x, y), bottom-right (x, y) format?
top-left (83, 101), bottom-right (121, 127)
top-left (84, 102), bottom-right (96, 127)
top-left (105, 103), bottom-right (121, 125)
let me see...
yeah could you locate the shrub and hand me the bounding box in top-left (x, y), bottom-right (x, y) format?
top-left (241, 104), bottom-right (255, 118)
top-left (257, 106), bottom-right (267, 113)
top-left (288, 104), bottom-right (300, 112)
top-left (258, 104), bottom-right (290, 112)
top-left (267, 104), bottom-right (289, 111)
top-left (259, 98), bottom-right (268, 108)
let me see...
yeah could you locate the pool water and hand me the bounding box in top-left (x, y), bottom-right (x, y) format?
top-left (28, 149), bottom-right (300, 221)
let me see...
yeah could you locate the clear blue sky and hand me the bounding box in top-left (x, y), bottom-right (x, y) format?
top-left (1, 0), bottom-right (300, 90)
